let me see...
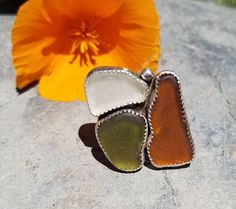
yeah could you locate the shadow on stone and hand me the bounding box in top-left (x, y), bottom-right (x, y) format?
top-left (78, 123), bottom-right (139, 173)
top-left (16, 81), bottom-right (38, 95)
top-left (0, 0), bottom-right (25, 14)
top-left (78, 123), bottom-right (99, 148)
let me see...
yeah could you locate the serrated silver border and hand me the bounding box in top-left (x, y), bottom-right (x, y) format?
top-left (95, 108), bottom-right (148, 172)
top-left (147, 71), bottom-right (195, 168)
top-left (85, 66), bottom-right (150, 117)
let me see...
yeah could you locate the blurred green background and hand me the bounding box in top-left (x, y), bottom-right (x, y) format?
top-left (0, 0), bottom-right (235, 14)
top-left (202, 0), bottom-right (236, 7)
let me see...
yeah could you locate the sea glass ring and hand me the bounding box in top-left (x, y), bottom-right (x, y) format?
top-left (85, 66), bottom-right (195, 172)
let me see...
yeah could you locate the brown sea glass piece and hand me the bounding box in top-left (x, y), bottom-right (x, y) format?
top-left (147, 71), bottom-right (194, 168)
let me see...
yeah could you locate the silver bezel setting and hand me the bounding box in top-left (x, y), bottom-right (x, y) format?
top-left (85, 66), bottom-right (150, 117)
top-left (146, 71), bottom-right (195, 168)
top-left (95, 108), bottom-right (148, 172)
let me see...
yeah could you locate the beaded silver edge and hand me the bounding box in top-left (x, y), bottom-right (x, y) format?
top-left (147, 71), bottom-right (195, 168)
top-left (85, 66), bottom-right (150, 117)
top-left (95, 108), bottom-right (148, 172)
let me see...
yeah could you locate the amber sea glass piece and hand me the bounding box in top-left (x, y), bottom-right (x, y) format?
top-left (147, 71), bottom-right (194, 168)
top-left (96, 109), bottom-right (147, 172)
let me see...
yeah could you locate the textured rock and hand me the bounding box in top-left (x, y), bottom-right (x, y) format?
top-left (0, 0), bottom-right (236, 209)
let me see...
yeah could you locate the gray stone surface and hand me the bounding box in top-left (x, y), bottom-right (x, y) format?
top-left (0, 0), bottom-right (236, 208)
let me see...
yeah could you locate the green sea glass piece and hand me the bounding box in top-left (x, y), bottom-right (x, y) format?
top-left (96, 110), bottom-right (147, 172)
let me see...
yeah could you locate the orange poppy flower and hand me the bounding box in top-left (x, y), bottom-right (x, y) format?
top-left (12, 0), bottom-right (160, 101)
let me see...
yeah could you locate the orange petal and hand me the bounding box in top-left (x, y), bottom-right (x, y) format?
top-left (44, 0), bottom-right (124, 20)
top-left (38, 47), bottom-right (129, 102)
top-left (91, 0), bottom-right (160, 73)
top-left (14, 38), bottom-right (56, 89)
top-left (117, 0), bottom-right (160, 72)
top-left (38, 55), bottom-right (91, 101)
top-left (13, 0), bottom-right (160, 102)
top-left (12, 0), bottom-right (54, 89)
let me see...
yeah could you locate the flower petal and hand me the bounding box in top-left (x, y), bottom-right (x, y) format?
top-left (44, 0), bottom-right (124, 20)
top-left (116, 0), bottom-right (160, 72)
top-left (38, 48), bottom-right (129, 102)
top-left (89, 0), bottom-right (160, 73)
top-left (38, 55), bottom-right (91, 101)
top-left (12, 0), bottom-right (54, 89)
top-left (13, 0), bottom-right (160, 102)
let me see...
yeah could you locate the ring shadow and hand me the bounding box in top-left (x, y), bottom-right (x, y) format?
top-left (78, 123), bottom-right (190, 173)
top-left (78, 123), bottom-right (138, 173)
top-left (16, 81), bottom-right (38, 94)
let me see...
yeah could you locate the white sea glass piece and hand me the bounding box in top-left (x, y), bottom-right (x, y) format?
top-left (85, 67), bottom-right (149, 116)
